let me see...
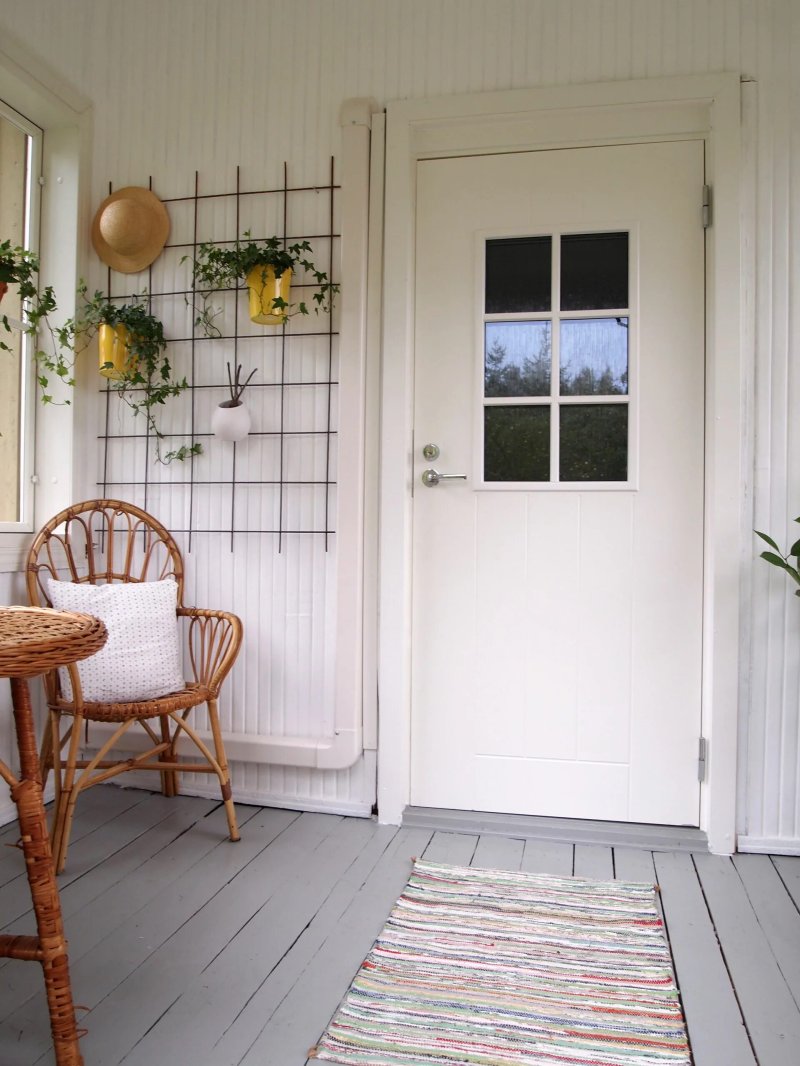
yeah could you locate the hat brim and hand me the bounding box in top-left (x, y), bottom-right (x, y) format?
top-left (91, 187), bottom-right (170, 274)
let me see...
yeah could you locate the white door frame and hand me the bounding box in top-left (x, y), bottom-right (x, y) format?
top-left (377, 74), bottom-right (743, 855)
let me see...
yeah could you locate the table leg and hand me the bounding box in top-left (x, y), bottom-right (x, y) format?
top-left (10, 677), bottom-right (84, 1066)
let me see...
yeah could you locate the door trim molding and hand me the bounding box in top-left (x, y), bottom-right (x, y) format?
top-left (377, 75), bottom-right (742, 855)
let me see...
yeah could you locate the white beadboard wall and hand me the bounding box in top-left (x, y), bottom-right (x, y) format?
top-left (0, 0), bottom-right (797, 846)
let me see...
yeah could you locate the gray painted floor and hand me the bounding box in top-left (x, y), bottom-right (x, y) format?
top-left (0, 787), bottom-right (798, 1065)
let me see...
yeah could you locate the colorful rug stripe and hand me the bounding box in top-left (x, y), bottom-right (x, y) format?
top-left (312, 859), bottom-right (690, 1065)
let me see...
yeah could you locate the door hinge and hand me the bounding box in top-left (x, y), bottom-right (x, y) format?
top-left (698, 736), bottom-right (708, 782)
top-left (702, 185), bottom-right (712, 228)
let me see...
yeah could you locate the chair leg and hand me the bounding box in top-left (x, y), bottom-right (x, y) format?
top-left (51, 714), bottom-right (84, 875)
top-left (38, 711), bottom-right (54, 794)
top-left (158, 716), bottom-right (179, 798)
top-left (206, 699), bottom-right (240, 842)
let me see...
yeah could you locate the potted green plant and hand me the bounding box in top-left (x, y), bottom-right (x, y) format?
top-left (186, 231), bottom-right (338, 335)
top-left (70, 286), bottom-right (202, 464)
top-left (0, 240), bottom-right (39, 304)
top-left (212, 362), bottom-right (257, 442)
top-left (0, 241), bottom-right (69, 403)
top-left (756, 518), bottom-right (800, 596)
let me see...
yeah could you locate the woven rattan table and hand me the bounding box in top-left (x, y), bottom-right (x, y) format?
top-left (0, 606), bottom-right (107, 1066)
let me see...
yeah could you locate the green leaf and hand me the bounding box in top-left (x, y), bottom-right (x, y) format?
top-left (755, 530), bottom-right (782, 552)
top-left (760, 551), bottom-right (793, 572)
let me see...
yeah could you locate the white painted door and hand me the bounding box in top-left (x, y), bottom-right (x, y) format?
top-left (410, 141), bottom-right (705, 826)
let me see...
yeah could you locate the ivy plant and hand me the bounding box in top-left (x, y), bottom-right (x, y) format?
top-left (184, 231), bottom-right (338, 336)
top-left (0, 241), bottom-right (67, 403)
top-left (75, 286), bottom-right (202, 464)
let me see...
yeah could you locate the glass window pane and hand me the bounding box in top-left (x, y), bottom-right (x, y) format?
top-left (0, 113), bottom-right (29, 522)
top-left (559, 404), bottom-right (628, 482)
top-left (560, 318), bottom-right (628, 395)
top-left (560, 232), bottom-right (628, 311)
top-left (484, 406), bottom-right (550, 482)
top-left (485, 322), bottom-right (551, 397)
top-left (485, 236), bottom-right (551, 313)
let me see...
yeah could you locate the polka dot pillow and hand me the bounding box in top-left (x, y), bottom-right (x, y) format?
top-left (46, 578), bottom-right (185, 703)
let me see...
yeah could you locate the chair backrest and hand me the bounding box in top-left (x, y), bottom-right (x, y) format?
top-left (26, 499), bottom-right (185, 607)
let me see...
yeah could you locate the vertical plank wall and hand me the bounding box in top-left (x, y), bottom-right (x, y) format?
top-left (0, 0), bottom-right (796, 846)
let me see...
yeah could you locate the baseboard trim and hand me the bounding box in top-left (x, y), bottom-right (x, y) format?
top-left (402, 806), bottom-right (708, 852)
top-left (104, 778), bottom-right (373, 819)
top-left (738, 835), bottom-right (800, 856)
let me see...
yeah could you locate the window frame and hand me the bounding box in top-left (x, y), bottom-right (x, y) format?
top-left (0, 98), bottom-right (43, 536)
top-left (0, 47), bottom-right (89, 575)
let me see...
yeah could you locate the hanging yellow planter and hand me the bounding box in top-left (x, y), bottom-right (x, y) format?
top-left (246, 265), bottom-right (292, 325)
top-left (98, 323), bottom-right (135, 379)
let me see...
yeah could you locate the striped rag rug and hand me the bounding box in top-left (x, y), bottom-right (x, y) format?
top-left (311, 858), bottom-right (690, 1066)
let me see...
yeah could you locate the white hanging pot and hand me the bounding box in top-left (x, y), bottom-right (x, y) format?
top-left (212, 400), bottom-right (250, 442)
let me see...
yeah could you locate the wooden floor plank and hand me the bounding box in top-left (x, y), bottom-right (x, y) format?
top-left (0, 805), bottom-right (303, 1064)
top-left (734, 854), bottom-right (800, 1009)
top-left (654, 852), bottom-right (755, 1066)
top-left (773, 855), bottom-right (800, 911)
top-left (0, 801), bottom-right (259, 1022)
top-left (573, 844), bottom-right (614, 879)
top-left (422, 830), bottom-right (477, 866)
top-left (613, 847), bottom-right (657, 884)
top-left (520, 840), bottom-right (573, 876)
top-left (121, 816), bottom-right (390, 1066)
top-left (471, 834), bottom-right (524, 871)
top-left (235, 827), bottom-right (433, 1066)
top-left (0, 791), bottom-right (217, 930)
top-left (201, 823), bottom-right (403, 1066)
top-left (695, 852), bottom-right (800, 1064)
top-left (0, 784), bottom-right (145, 888)
top-left (4, 788), bottom-right (799, 1066)
top-left (71, 809), bottom-right (331, 1066)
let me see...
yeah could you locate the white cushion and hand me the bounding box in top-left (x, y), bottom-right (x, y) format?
top-left (46, 578), bottom-right (185, 703)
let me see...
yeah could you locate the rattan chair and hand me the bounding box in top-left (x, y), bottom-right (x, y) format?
top-left (26, 499), bottom-right (241, 873)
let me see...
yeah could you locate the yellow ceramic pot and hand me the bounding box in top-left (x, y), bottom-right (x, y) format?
top-left (246, 265), bottom-right (292, 325)
top-left (98, 323), bottom-right (135, 379)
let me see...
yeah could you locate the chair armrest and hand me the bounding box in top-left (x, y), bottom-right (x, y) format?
top-left (177, 607), bottom-right (243, 695)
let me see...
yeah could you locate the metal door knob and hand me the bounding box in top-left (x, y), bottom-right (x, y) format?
top-left (421, 468), bottom-right (468, 487)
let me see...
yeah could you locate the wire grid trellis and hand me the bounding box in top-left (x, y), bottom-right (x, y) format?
top-left (97, 161), bottom-right (340, 552)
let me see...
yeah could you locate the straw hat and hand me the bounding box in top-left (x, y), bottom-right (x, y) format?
top-left (91, 187), bottom-right (170, 273)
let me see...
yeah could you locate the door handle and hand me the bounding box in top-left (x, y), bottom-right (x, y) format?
top-left (421, 468), bottom-right (468, 487)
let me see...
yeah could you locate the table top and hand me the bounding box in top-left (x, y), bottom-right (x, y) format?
top-left (0, 606), bottom-right (107, 679)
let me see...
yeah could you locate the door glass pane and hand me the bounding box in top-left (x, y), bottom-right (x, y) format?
top-left (559, 405), bottom-right (628, 481)
top-left (560, 232), bottom-right (628, 310)
top-left (484, 406), bottom-right (550, 482)
top-left (485, 322), bottom-right (551, 397)
top-left (485, 236), bottom-right (551, 313)
top-left (560, 318), bottom-right (628, 395)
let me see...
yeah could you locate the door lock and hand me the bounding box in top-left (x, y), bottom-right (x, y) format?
top-left (422, 443), bottom-right (440, 461)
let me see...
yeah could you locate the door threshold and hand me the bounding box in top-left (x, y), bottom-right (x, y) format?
top-left (402, 806), bottom-right (708, 853)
